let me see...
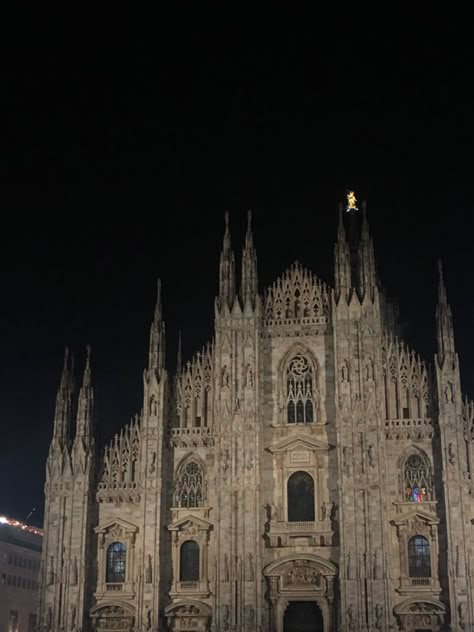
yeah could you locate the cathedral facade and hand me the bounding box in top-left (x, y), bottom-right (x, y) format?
top-left (38, 204), bottom-right (474, 632)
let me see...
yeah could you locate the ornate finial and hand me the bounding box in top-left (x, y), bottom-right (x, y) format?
top-left (346, 190), bottom-right (358, 212)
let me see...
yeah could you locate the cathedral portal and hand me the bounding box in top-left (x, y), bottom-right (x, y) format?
top-left (283, 601), bottom-right (324, 632)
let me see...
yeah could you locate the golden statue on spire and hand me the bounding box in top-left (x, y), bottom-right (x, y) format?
top-left (346, 190), bottom-right (358, 212)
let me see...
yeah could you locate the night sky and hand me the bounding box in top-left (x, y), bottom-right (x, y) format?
top-left (1, 7), bottom-right (472, 527)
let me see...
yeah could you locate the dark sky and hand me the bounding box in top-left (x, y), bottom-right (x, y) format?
top-left (0, 7), bottom-right (472, 527)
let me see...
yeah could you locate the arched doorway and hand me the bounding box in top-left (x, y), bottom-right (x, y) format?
top-left (283, 601), bottom-right (324, 632)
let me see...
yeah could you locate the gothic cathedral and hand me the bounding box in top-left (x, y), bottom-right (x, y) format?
top-left (38, 203), bottom-right (474, 632)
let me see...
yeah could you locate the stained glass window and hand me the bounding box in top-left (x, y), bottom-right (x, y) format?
top-left (180, 540), bottom-right (200, 582)
top-left (403, 453), bottom-right (431, 503)
top-left (106, 542), bottom-right (126, 583)
top-left (408, 535), bottom-right (431, 577)
top-left (287, 355), bottom-right (315, 424)
top-left (177, 461), bottom-right (204, 507)
top-left (287, 471), bottom-right (315, 522)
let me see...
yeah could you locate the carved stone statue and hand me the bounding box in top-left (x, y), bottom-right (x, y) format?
top-left (245, 363), bottom-right (254, 388)
top-left (70, 606), bottom-right (76, 630)
top-left (448, 442), bottom-right (457, 465)
top-left (145, 606), bottom-right (152, 631)
top-left (368, 444), bottom-right (375, 467)
top-left (459, 601), bottom-right (467, 630)
top-left (71, 556), bottom-right (78, 586)
top-left (223, 554), bottom-right (230, 582)
top-left (246, 553), bottom-right (254, 581)
top-left (375, 604), bottom-right (383, 630)
top-left (145, 554), bottom-right (152, 583)
top-left (47, 556), bottom-right (55, 585)
top-left (347, 604), bottom-right (356, 631)
top-left (148, 451), bottom-right (156, 474)
top-left (221, 365), bottom-right (230, 388)
top-left (321, 502), bottom-right (327, 521)
top-left (222, 605), bottom-right (230, 631)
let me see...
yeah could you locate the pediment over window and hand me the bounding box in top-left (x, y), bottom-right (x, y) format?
top-left (267, 434), bottom-right (331, 454)
top-left (94, 518), bottom-right (139, 537)
top-left (393, 597), bottom-right (447, 616)
top-left (391, 509), bottom-right (440, 529)
top-left (168, 515), bottom-right (213, 533)
top-left (263, 553), bottom-right (337, 578)
top-left (90, 602), bottom-right (135, 632)
top-left (164, 599), bottom-right (212, 617)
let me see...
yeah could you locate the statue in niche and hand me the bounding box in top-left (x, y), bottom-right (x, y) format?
top-left (47, 556), bottom-right (55, 585)
top-left (148, 451), bottom-right (156, 474)
top-left (445, 381), bottom-right (454, 403)
top-left (245, 363), bottom-right (254, 388)
top-left (330, 502), bottom-right (337, 521)
top-left (145, 555), bottom-right (152, 583)
top-left (448, 442), bottom-right (457, 465)
top-left (223, 554), bottom-right (230, 581)
top-left (150, 396), bottom-right (158, 416)
top-left (221, 365), bottom-right (230, 388)
top-left (321, 502), bottom-right (327, 521)
top-left (70, 606), bottom-right (76, 630)
top-left (246, 553), bottom-right (254, 581)
top-left (71, 556), bottom-right (78, 585)
top-left (246, 449), bottom-right (254, 470)
top-left (368, 444), bottom-right (375, 467)
top-left (222, 605), bottom-right (230, 630)
top-left (222, 448), bottom-right (230, 474)
top-left (366, 359), bottom-right (374, 381)
top-left (347, 604), bottom-right (356, 631)
top-left (375, 604), bottom-right (383, 630)
top-left (145, 606), bottom-right (152, 630)
top-left (244, 605), bottom-right (255, 625)
top-left (459, 601), bottom-right (467, 629)
top-left (269, 503), bottom-right (279, 521)
top-left (45, 607), bottom-right (52, 631)
top-left (346, 552), bottom-right (353, 579)
top-left (341, 361), bottom-right (349, 382)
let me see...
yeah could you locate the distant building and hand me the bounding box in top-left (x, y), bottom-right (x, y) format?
top-left (37, 203), bottom-right (474, 631)
top-left (0, 516), bottom-right (43, 632)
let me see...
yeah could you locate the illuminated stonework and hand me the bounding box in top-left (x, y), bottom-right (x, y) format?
top-left (38, 207), bottom-right (473, 631)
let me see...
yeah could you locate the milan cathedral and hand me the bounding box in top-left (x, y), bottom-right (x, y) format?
top-left (38, 202), bottom-right (474, 631)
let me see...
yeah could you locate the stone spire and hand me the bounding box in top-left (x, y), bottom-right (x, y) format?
top-left (240, 209), bottom-right (258, 308)
top-left (334, 203), bottom-right (352, 304)
top-left (218, 211), bottom-right (236, 309)
top-left (148, 279), bottom-right (166, 378)
top-left (176, 330), bottom-right (182, 377)
top-left (357, 201), bottom-right (377, 301)
top-left (52, 347), bottom-right (74, 445)
top-left (436, 260), bottom-right (456, 369)
top-left (75, 345), bottom-right (94, 442)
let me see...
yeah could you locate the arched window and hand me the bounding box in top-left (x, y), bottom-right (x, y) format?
top-left (286, 355), bottom-right (315, 423)
top-left (106, 542), bottom-right (126, 583)
top-left (408, 536), bottom-right (431, 577)
top-left (180, 540), bottom-right (200, 582)
top-left (287, 471), bottom-right (315, 522)
top-left (177, 461), bottom-right (204, 507)
top-left (403, 453), bottom-right (432, 502)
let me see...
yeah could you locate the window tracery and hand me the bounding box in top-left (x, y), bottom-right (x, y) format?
top-left (176, 460), bottom-right (204, 507)
top-left (286, 355), bottom-right (315, 424)
top-left (403, 453), bottom-right (432, 503)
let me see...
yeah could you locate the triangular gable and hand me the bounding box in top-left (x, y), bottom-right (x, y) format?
top-left (168, 514), bottom-right (213, 532)
top-left (94, 517), bottom-right (139, 535)
top-left (392, 508), bottom-right (440, 528)
top-left (267, 434), bottom-right (331, 454)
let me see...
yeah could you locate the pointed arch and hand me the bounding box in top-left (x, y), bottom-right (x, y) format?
top-left (175, 453), bottom-right (206, 508)
top-left (399, 448), bottom-right (433, 502)
top-left (279, 344), bottom-right (319, 425)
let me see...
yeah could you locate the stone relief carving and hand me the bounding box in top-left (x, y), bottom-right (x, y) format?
top-left (320, 502), bottom-right (327, 521)
top-left (71, 556), bottom-right (78, 585)
top-left (148, 451), bottom-right (156, 474)
top-left (246, 553), bottom-right (254, 581)
top-left (47, 556), bottom-right (55, 585)
top-left (448, 442), bottom-right (457, 465)
top-left (445, 381), bottom-right (454, 403)
top-left (375, 603), bottom-right (383, 630)
top-left (221, 604), bottom-right (230, 630)
top-left (368, 444), bottom-right (375, 467)
top-left (221, 365), bottom-right (230, 388)
top-left (347, 604), bottom-right (356, 631)
top-left (145, 554), bottom-right (153, 583)
top-left (244, 363), bottom-right (254, 388)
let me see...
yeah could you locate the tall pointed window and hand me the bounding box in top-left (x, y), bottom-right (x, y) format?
top-left (408, 536), bottom-right (431, 577)
top-left (177, 461), bottom-right (204, 507)
top-left (106, 542), bottom-right (126, 583)
top-left (287, 471), bottom-right (315, 522)
top-left (287, 355), bottom-right (315, 423)
top-left (180, 540), bottom-right (200, 582)
top-left (403, 453), bottom-right (432, 502)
